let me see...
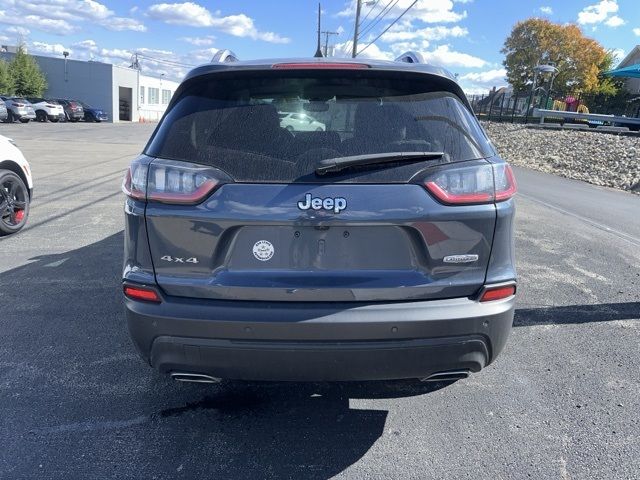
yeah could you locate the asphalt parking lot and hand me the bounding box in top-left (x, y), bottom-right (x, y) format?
top-left (1, 122), bottom-right (639, 479)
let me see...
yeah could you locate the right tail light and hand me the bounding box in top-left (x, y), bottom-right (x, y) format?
top-left (424, 162), bottom-right (517, 205)
top-left (122, 157), bottom-right (229, 205)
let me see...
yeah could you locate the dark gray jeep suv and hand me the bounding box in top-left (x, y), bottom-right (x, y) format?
top-left (122, 58), bottom-right (517, 383)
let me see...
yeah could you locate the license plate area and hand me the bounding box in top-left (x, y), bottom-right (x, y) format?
top-left (226, 226), bottom-right (418, 271)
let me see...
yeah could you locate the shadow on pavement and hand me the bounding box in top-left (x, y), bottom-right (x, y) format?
top-left (514, 302), bottom-right (639, 326)
top-left (0, 232), bottom-right (449, 479)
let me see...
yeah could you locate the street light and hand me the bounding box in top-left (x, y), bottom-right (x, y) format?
top-left (63, 50), bottom-right (69, 82)
top-left (525, 63), bottom-right (559, 122)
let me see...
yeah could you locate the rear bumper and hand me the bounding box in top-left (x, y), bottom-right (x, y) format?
top-left (125, 289), bottom-right (515, 381)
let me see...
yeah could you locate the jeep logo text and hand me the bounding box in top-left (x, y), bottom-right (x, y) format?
top-left (297, 193), bottom-right (347, 214)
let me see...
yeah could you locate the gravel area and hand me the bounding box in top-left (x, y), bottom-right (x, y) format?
top-left (482, 121), bottom-right (640, 193)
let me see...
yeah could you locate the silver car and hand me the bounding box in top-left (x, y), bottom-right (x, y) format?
top-left (1, 97), bottom-right (37, 123)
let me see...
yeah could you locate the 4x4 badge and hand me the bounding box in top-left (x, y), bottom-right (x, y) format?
top-left (298, 193), bottom-right (347, 214)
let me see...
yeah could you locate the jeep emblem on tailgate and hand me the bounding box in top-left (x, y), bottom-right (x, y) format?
top-left (297, 193), bottom-right (347, 214)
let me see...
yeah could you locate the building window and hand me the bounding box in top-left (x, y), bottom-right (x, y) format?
top-left (139, 86), bottom-right (145, 104)
top-left (148, 88), bottom-right (159, 105)
top-left (162, 89), bottom-right (172, 105)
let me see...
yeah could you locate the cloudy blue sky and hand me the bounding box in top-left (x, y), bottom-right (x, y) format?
top-left (0, 0), bottom-right (639, 93)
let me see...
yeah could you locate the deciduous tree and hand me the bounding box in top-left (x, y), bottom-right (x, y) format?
top-left (502, 19), bottom-right (614, 95)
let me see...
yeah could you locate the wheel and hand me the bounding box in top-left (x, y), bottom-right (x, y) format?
top-left (36, 111), bottom-right (47, 122)
top-left (0, 170), bottom-right (30, 236)
top-left (86, 114), bottom-right (96, 122)
top-left (315, 127), bottom-right (323, 131)
top-left (50, 117), bottom-right (59, 123)
top-left (19, 118), bottom-right (30, 123)
top-left (70, 118), bottom-right (79, 123)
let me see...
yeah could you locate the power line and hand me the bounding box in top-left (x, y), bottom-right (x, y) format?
top-left (357, 0), bottom-right (417, 56)
top-left (357, 0), bottom-right (398, 41)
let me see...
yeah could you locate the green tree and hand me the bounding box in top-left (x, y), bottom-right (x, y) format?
top-left (0, 59), bottom-right (14, 95)
top-left (596, 49), bottom-right (625, 95)
top-left (501, 19), bottom-right (611, 95)
top-left (10, 45), bottom-right (47, 97)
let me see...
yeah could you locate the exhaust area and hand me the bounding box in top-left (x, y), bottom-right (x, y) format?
top-left (420, 370), bottom-right (470, 382)
top-left (170, 372), bottom-right (222, 384)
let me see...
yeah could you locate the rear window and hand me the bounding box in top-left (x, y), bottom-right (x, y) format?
top-left (145, 71), bottom-right (494, 183)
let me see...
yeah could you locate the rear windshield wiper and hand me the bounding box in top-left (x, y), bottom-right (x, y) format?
top-left (315, 151), bottom-right (445, 175)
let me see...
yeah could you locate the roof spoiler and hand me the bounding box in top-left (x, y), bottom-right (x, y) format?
top-left (394, 51), bottom-right (425, 64)
top-left (211, 49), bottom-right (239, 63)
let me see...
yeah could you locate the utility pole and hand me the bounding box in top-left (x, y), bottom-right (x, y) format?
top-left (352, 0), bottom-right (362, 58)
top-left (321, 31), bottom-right (339, 57)
top-left (314, 3), bottom-right (323, 57)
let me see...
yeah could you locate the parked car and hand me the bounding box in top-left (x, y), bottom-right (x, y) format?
top-left (0, 135), bottom-right (32, 235)
top-left (79, 102), bottom-right (108, 122)
top-left (0, 99), bottom-right (7, 122)
top-left (0, 97), bottom-right (36, 123)
top-left (26, 97), bottom-right (65, 122)
top-left (122, 57), bottom-right (517, 384)
top-left (55, 99), bottom-right (84, 122)
top-left (279, 112), bottom-right (326, 131)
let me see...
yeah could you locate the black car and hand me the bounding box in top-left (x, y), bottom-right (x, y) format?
top-left (122, 57), bottom-right (517, 383)
top-left (80, 102), bottom-right (108, 122)
top-left (55, 99), bottom-right (84, 122)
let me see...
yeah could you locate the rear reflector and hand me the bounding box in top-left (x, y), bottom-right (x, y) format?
top-left (480, 285), bottom-right (516, 302)
top-left (123, 285), bottom-right (161, 303)
top-left (272, 62), bottom-right (369, 69)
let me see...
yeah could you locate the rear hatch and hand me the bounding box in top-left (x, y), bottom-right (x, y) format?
top-left (138, 66), bottom-right (508, 302)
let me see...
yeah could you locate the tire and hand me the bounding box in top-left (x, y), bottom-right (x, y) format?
top-left (315, 127), bottom-right (323, 131)
top-left (50, 117), bottom-right (59, 123)
top-left (19, 118), bottom-right (30, 123)
top-left (70, 118), bottom-right (79, 123)
top-left (0, 169), bottom-right (30, 236)
top-left (36, 111), bottom-right (47, 122)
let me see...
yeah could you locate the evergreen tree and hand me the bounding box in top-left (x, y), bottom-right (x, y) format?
top-left (0, 59), bottom-right (14, 95)
top-left (10, 45), bottom-right (47, 97)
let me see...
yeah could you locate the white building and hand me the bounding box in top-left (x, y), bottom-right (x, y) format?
top-left (0, 49), bottom-right (180, 122)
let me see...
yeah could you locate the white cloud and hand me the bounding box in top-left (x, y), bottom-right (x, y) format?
top-left (604, 15), bottom-right (625, 27)
top-left (30, 41), bottom-right (69, 56)
top-left (338, 0), bottom-right (467, 24)
top-left (539, 6), bottom-right (553, 15)
top-left (383, 25), bottom-right (468, 43)
top-left (577, 0), bottom-right (619, 26)
top-left (419, 45), bottom-right (487, 68)
top-left (634, 28), bottom-right (640, 36)
top-left (458, 69), bottom-right (508, 94)
top-left (6, 26), bottom-right (31, 37)
top-left (333, 40), bottom-right (392, 60)
top-left (179, 35), bottom-right (216, 46)
top-left (147, 2), bottom-right (290, 43)
top-left (0, 0), bottom-right (146, 34)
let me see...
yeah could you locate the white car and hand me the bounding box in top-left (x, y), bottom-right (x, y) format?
top-left (0, 135), bottom-right (32, 235)
top-left (26, 97), bottom-right (65, 122)
top-left (279, 112), bottom-right (326, 132)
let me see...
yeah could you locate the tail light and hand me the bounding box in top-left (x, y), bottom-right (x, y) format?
top-left (122, 158), bottom-right (227, 205)
top-left (14, 103), bottom-right (25, 107)
top-left (272, 62), bottom-right (369, 69)
top-left (424, 163), bottom-right (517, 205)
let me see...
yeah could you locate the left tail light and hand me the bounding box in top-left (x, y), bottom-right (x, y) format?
top-left (122, 158), bottom-right (229, 205)
top-left (424, 162), bottom-right (517, 205)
